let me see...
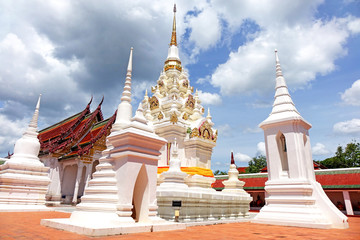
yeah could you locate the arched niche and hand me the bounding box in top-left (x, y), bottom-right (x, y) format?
top-left (131, 164), bottom-right (149, 222)
top-left (276, 131), bottom-right (289, 173)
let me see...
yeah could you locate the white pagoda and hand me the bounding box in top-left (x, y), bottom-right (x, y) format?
top-left (252, 50), bottom-right (348, 229)
top-left (141, 4), bottom-right (217, 178)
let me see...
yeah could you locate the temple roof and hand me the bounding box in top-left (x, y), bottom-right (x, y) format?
top-left (38, 99), bottom-right (105, 156)
top-left (38, 98), bottom-right (92, 143)
top-left (213, 168), bottom-right (360, 190)
top-left (59, 112), bottom-right (116, 160)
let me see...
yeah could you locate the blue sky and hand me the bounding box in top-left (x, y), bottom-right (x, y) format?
top-left (0, 0), bottom-right (359, 171)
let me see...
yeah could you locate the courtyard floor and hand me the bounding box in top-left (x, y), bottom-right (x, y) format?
top-left (0, 211), bottom-right (359, 240)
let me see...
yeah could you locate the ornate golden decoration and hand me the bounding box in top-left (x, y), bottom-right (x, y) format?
top-left (199, 121), bottom-right (213, 140)
top-left (158, 112), bottom-right (164, 120)
top-left (213, 130), bottom-right (218, 143)
top-left (182, 80), bottom-right (188, 88)
top-left (185, 95), bottom-right (195, 109)
top-left (149, 96), bottom-right (159, 110)
top-left (151, 86), bottom-right (157, 93)
top-left (201, 107), bottom-right (205, 114)
top-left (170, 112), bottom-right (178, 124)
top-left (190, 128), bottom-right (199, 138)
top-left (182, 113), bottom-right (188, 120)
top-left (164, 62), bottom-right (182, 72)
top-left (158, 80), bottom-right (164, 88)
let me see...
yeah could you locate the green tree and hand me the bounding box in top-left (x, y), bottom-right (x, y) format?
top-left (320, 141), bottom-right (360, 168)
top-left (246, 155), bottom-right (267, 173)
top-left (213, 170), bottom-right (228, 175)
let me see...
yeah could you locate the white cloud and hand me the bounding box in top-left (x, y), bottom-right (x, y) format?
top-left (197, 90), bottom-right (222, 105)
top-left (256, 142), bottom-right (266, 156)
top-left (212, 0), bottom-right (323, 30)
top-left (0, 114), bottom-right (28, 156)
top-left (217, 124), bottom-right (232, 137)
top-left (333, 119), bottom-right (360, 135)
top-left (211, 16), bottom-right (359, 95)
top-left (243, 127), bottom-right (262, 134)
top-left (312, 143), bottom-right (330, 156)
top-left (0, 30), bottom-right (89, 113)
top-left (187, 6), bottom-right (222, 56)
top-left (196, 75), bottom-right (211, 84)
top-left (347, 17), bottom-right (360, 33)
top-left (132, 81), bottom-right (154, 102)
top-left (341, 79), bottom-right (360, 106)
top-left (247, 100), bottom-right (272, 109)
top-left (234, 152), bottom-right (252, 163)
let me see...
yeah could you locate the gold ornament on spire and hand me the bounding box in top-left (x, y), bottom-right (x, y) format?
top-left (170, 4), bottom-right (177, 46)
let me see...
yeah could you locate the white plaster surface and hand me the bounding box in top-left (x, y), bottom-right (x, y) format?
top-left (253, 50), bottom-right (348, 229)
top-left (41, 218), bottom-right (185, 237)
top-left (0, 95), bottom-right (51, 210)
top-left (157, 145), bottom-right (252, 222)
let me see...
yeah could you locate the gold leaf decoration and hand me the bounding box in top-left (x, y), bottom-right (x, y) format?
top-left (190, 127), bottom-right (199, 138)
top-left (185, 95), bottom-right (195, 109)
top-left (149, 96), bottom-right (159, 110)
top-left (170, 112), bottom-right (178, 124)
top-left (199, 120), bottom-right (213, 140)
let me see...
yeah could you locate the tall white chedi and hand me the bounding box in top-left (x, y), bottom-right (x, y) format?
top-left (41, 48), bottom-right (181, 237)
top-left (252, 50), bottom-right (348, 229)
top-left (0, 95), bottom-right (51, 210)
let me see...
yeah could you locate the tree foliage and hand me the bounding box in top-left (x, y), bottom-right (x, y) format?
top-left (213, 170), bottom-right (228, 175)
top-left (320, 141), bottom-right (360, 168)
top-left (246, 155), bottom-right (267, 173)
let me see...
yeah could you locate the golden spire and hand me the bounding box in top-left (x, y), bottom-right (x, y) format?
top-left (170, 4), bottom-right (177, 46)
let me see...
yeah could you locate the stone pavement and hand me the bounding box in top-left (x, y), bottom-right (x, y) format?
top-left (0, 211), bottom-right (359, 240)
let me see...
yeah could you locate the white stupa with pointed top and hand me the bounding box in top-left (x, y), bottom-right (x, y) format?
top-left (158, 138), bottom-right (188, 190)
top-left (253, 50), bottom-right (348, 229)
top-left (0, 94), bottom-right (51, 210)
top-left (260, 50), bottom-right (308, 127)
top-left (222, 152), bottom-right (248, 195)
top-left (41, 48), bottom-right (182, 236)
top-left (10, 94), bottom-right (43, 165)
top-left (112, 47), bottom-right (134, 131)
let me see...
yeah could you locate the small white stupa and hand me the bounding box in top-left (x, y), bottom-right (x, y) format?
top-left (0, 95), bottom-right (51, 211)
top-left (222, 152), bottom-right (248, 195)
top-left (158, 138), bottom-right (188, 190)
top-left (252, 50), bottom-right (348, 229)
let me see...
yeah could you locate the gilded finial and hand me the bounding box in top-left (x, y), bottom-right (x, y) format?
top-left (170, 4), bottom-right (177, 46)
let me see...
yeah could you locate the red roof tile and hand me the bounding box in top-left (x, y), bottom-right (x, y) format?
top-left (213, 169), bottom-right (360, 190)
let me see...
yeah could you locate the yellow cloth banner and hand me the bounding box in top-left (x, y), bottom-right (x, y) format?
top-left (157, 166), bottom-right (214, 177)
